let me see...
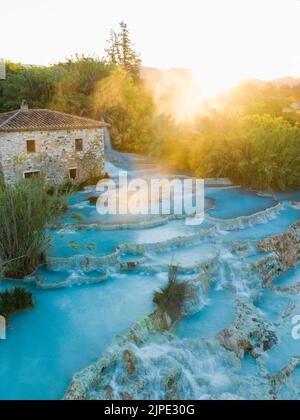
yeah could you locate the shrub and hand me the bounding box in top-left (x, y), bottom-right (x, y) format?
top-left (47, 179), bottom-right (77, 197)
top-left (0, 288), bottom-right (34, 319)
top-left (164, 114), bottom-right (300, 192)
top-left (0, 177), bottom-right (72, 279)
top-left (47, 179), bottom-right (77, 214)
top-left (153, 266), bottom-right (187, 323)
top-left (70, 213), bottom-right (85, 222)
top-left (88, 196), bottom-right (98, 205)
top-left (78, 173), bottom-right (110, 191)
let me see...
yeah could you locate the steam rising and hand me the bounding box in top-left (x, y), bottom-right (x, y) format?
top-left (141, 67), bottom-right (206, 122)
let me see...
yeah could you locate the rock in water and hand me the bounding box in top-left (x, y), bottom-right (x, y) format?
top-left (217, 300), bottom-right (278, 360)
top-left (268, 357), bottom-right (300, 400)
top-left (123, 350), bottom-right (137, 376)
top-left (120, 261), bottom-right (139, 272)
top-left (258, 220), bottom-right (300, 286)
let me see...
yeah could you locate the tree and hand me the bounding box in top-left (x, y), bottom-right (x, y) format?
top-left (105, 22), bottom-right (141, 80)
top-left (50, 55), bottom-right (112, 116)
top-left (0, 57), bottom-right (112, 116)
top-left (0, 64), bottom-right (56, 112)
top-left (163, 113), bottom-right (300, 191)
top-left (93, 68), bottom-right (157, 152)
top-left (105, 30), bottom-right (121, 66)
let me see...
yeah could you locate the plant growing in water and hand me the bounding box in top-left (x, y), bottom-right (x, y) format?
top-left (153, 265), bottom-right (188, 324)
top-left (0, 176), bottom-right (74, 279)
top-left (0, 288), bottom-right (34, 320)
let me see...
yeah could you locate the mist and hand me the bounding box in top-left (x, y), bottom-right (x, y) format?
top-left (141, 67), bottom-right (206, 122)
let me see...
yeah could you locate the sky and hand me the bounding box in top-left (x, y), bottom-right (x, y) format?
top-left (1, 0), bottom-right (300, 95)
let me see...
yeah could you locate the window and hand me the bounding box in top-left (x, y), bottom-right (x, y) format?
top-left (75, 138), bottom-right (83, 152)
top-left (69, 168), bottom-right (77, 180)
top-left (24, 171), bottom-right (40, 179)
top-left (26, 140), bottom-right (36, 153)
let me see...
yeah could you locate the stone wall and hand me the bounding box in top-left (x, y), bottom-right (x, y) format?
top-left (0, 128), bottom-right (105, 183)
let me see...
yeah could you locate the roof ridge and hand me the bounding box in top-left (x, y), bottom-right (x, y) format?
top-left (1, 108), bottom-right (100, 120)
top-left (0, 110), bottom-right (21, 129)
top-left (45, 109), bottom-right (101, 123)
top-left (14, 108), bottom-right (102, 124)
top-left (0, 108), bottom-right (107, 133)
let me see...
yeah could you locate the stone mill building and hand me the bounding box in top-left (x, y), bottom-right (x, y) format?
top-left (0, 102), bottom-right (106, 183)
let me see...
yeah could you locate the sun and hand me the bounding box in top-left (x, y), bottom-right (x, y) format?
top-left (186, 60), bottom-right (239, 101)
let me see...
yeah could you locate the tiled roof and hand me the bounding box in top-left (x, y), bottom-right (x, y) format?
top-left (0, 111), bottom-right (18, 127)
top-left (0, 109), bottom-right (106, 132)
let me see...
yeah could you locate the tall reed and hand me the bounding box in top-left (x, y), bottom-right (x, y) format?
top-left (153, 266), bottom-right (188, 323)
top-left (0, 177), bottom-right (73, 279)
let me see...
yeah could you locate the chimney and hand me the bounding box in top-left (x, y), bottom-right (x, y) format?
top-left (20, 100), bottom-right (29, 112)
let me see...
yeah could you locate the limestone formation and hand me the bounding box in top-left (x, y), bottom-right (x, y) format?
top-left (217, 300), bottom-right (278, 360)
top-left (268, 357), bottom-right (300, 400)
top-left (206, 203), bottom-right (283, 231)
top-left (123, 350), bottom-right (137, 376)
top-left (273, 282), bottom-right (300, 295)
top-left (259, 220), bottom-right (300, 284)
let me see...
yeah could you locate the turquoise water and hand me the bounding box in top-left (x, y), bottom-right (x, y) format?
top-left (221, 205), bottom-right (300, 241)
top-left (207, 187), bottom-right (277, 219)
top-left (257, 263), bottom-right (300, 372)
top-left (1, 133), bottom-right (300, 400)
top-left (0, 272), bottom-right (167, 400)
top-left (175, 288), bottom-right (236, 340)
top-left (49, 220), bottom-right (213, 258)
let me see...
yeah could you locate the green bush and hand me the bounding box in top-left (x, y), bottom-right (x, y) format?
top-left (47, 179), bottom-right (77, 197)
top-left (153, 266), bottom-right (187, 323)
top-left (78, 174), bottom-right (110, 191)
top-left (88, 196), bottom-right (98, 206)
top-left (0, 288), bottom-right (34, 319)
top-left (164, 114), bottom-right (300, 191)
top-left (0, 177), bottom-right (72, 279)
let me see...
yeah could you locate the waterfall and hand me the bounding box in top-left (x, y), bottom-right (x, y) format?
top-left (104, 127), bottom-right (122, 178)
top-left (104, 127), bottom-right (112, 152)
